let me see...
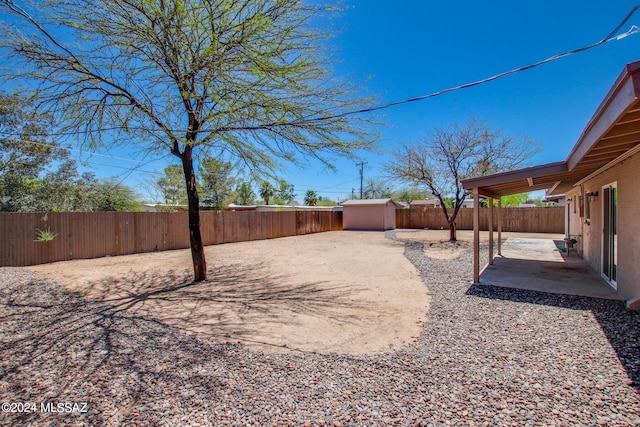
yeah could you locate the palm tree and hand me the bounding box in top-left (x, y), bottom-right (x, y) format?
top-left (234, 181), bottom-right (256, 205)
top-left (304, 190), bottom-right (318, 206)
top-left (259, 181), bottom-right (275, 205)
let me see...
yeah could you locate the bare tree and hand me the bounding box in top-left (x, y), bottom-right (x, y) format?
top-left (362, 177), bottom-right (393, 199)
top-left (386, 118), bottom-right (539, 241)
top-left (1, 0), bottom-right (376, 281)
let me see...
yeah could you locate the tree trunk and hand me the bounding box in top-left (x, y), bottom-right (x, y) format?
top-left (438, 202), bottom-right (457, 242)
top-left (448, 220), bottom-right (457, 242)
top-left (181, 146), bottom-right (207, 282)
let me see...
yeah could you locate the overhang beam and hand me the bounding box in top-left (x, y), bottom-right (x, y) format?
top-left (548, 181), bottom-right (561, 195)
top-left (461, 162), bottom-right (567, 192)
top-left (477, 188), bottom-right (501, 199)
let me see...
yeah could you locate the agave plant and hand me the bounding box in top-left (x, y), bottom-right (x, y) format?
top-left (35, 228), bottom-right (57, 242)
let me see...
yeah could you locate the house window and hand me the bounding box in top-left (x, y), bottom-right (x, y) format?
top-left (578, 194), bottom-right (584, 217)
top-left (585, 192), bottom-right (591, 224)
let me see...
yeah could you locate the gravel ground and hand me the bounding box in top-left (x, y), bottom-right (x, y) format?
top-left (1, 232), bottom-right (639, 426)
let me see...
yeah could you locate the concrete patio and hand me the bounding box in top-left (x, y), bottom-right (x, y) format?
top-left (480, 237), bottom-right (622, 300)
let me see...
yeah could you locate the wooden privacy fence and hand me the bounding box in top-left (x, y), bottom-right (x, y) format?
top-left (1, 207), bottom-right (562, 266)
top-left (396, 207), bottom-right (564, 233)
top-left (1, 210), bottom-right (342, 267)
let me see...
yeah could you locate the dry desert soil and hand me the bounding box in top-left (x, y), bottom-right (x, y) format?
top-left (28, 229), bottom-right (559, 354)
top-left (29, 230), bottom-right (432, 354)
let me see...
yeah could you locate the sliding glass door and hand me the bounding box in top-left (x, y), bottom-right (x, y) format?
top-left (602, 182), bottom-right (617, 288)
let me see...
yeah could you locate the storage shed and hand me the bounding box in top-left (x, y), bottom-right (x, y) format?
top-left (341, 198), bottom-right (400, 230)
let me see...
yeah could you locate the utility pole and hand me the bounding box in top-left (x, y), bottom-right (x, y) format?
top-left (357, 161), bottom-right (367, 199)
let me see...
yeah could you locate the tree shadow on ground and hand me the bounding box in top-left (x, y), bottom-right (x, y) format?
top-left (90, 262), bottom-right (367, 344)
top-left (466, 284), bottom-right (640, 394)
top-left (0, 269), bottom-right (292, 425)
top-left (0, 264), bottom-right (373, 425)
top-left (17, 261), bottom-right (368, 355)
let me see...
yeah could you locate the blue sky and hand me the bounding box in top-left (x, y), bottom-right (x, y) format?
top-left (44, 1), bottom-right (640, 201)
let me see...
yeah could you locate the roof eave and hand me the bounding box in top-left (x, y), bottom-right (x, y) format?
top-left (566, 62), bottom-right (640, 170)
top-left (461, 60), bottom-right (640, 198)
top-left (461, 162), bottom-right (567, 191)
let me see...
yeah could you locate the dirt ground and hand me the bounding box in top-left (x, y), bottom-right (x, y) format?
top-left (28, 231), bottom-right (431, 355)
top-left (27, 229), bottom-right (562, 354)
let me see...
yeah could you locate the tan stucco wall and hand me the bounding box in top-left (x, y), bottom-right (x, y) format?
top-left (343, 203), bottom-right (397, 231)
top-left (565, 152), bottom-right (640, 303)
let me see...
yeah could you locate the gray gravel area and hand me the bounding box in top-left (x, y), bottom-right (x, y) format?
top-left (1, 233), bottom-right (640, 426)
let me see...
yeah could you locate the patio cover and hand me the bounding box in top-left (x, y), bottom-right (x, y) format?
top-left (461, 60), bottom-right (640, 283)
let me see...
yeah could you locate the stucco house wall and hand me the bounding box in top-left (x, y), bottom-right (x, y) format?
top-left (565, 151), bottom-right (640, 303)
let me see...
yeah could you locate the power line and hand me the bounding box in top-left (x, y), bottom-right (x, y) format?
top-left (80, 159), bottom-right (163, 176)
top-left (314, 177), bottom-right (360, 191)
top-left (74, 157), bottom-right (355, 196)
top-left (11, 139), bottom-right (165, 165)
top-left (5, 2), bottom-right (640, 200)
top-left (3, 5), bottom-right (640, 138)
top-left (311, 15), bottom-right (640, 122)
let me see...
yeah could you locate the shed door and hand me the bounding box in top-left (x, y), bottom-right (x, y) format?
top-left (384, 203), bottom-right (395, 230)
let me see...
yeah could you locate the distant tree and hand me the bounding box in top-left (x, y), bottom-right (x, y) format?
top-left (1, 0), bottom-right (377, 281)
top-left (304, 190), bottom-right (318, 206)
top-left (85, 176), bottom-right (142, 211)
top-left (36, 161), bottom-right (89, 211)
top-left (233, 180), bottom-right (256, 206)
top-left (275, 179), bottom-right (296, 205)
top-left (497, 193), bottom-right (529, 207)
top-left (199, 157), bottom-right (235, 210)
top-left (362, 177), bottom-right (393, 199)
top-left (0, 92), bottom-right (66, 177)
top-left (0, 174), bottom-right (40, 211)
top-left (316, 196), bottom-right (338, 206)
top-left (1, 156), bottom-right (86, 212)
top-left (157, 165), bottom-right (186, 205)
top-left (259, 181), bottom-right (276, 205)
top-left (0, 91), bottom-right (73, 211)
top-left (140, 175), bottom-right (165, 205)
top-left (393, 186), bottom-right (429, 204)
top-left (386, 118), bottom-right (540, 241)
top-left (246, 177), bottom-right (298, 206)
top-left (524, 196), bottom-right (543, 207)
top-left (1, 161), bottom-right (142, 212)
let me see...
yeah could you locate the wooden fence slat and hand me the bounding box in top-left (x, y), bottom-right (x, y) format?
top-left (2, 207), bottom-right (555, 267)
top-left (0, 210), bottom-right (343, 266)
top-left (396, 207), bottom-right (564, 233)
